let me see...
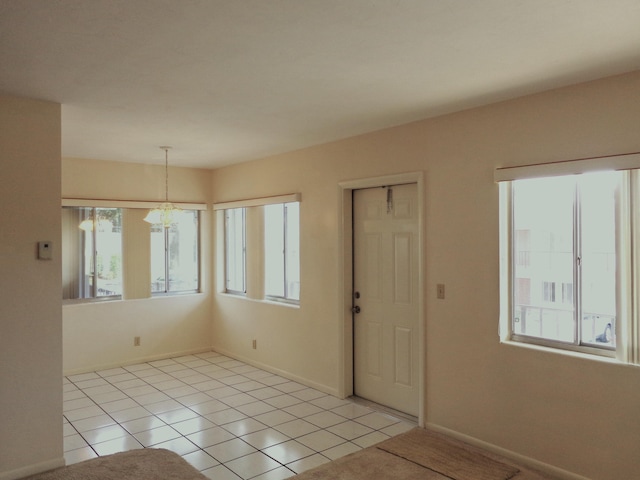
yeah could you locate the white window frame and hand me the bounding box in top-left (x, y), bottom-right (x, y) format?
top-left (264, 201), bottom-right (300, 304)
top-left (62, 206), bottom-right (123, 302)
top-left (497, 153), bottom-right (640, 364)
top-left (224, 207), bottom-right (246, 295)
top-left (151, 209), bottom-right (201, 295)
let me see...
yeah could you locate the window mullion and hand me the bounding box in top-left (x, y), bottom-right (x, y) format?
top-left (164, 227), bottom-right (170, 293)
top-left (283, 204), bottom-right (288, 299)
top-left (574, 181), bottom-right (582, 346)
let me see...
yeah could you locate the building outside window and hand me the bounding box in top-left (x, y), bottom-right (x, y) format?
top-left (264, 202), bottom-right (300, 302)
top-left (62, 207), bottom-right (123, 300)
top-left (151, 210), bottom-right (200, 294)
top-left (509, 172), bottom-right (619, 353)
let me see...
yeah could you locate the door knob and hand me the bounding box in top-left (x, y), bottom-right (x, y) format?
top-left (352, 306), bottom-right (361, 314)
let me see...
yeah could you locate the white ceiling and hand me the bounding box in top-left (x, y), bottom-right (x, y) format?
top-left (2, 0), bottom-right (640, 169)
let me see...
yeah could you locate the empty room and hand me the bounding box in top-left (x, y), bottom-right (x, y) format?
top-left (2, 2), bottom-right (640, 480)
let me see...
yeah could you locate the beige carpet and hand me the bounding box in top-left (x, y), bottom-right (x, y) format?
top-left (375, 428), bottom-right (519, 480)
top-left (295, 428), bottom-right (554, 480)
top-left (22, 449), bottom-right (207, 480)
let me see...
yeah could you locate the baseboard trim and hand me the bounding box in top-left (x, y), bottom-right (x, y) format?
top-left (425, 423), bottom-right (590, 480)
top-left (63, 347), bottom-right (213, 376)
top-left (212, 346), bottom-right (340, 397)
top-left (0, 456), bottom-right (65, 480)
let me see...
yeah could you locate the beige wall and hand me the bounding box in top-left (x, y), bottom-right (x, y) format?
top-left (0, 96), bottom-right (63, 478)
top-left (61, 158), bottom-right (214, 373)
top-left (211, 71), bottom-right (640, 480)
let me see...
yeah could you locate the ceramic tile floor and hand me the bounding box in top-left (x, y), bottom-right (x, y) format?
top-left (63, 351), bottom-right (416, 479)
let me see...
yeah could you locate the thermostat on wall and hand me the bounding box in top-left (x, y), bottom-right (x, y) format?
top-left (38, 241), bottom-right (52, 260)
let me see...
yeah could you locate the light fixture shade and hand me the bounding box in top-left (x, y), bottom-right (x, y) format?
top-left (144, 202), bottom-right (183, 227)
top-left (78, 218), bottom-right (94, 231)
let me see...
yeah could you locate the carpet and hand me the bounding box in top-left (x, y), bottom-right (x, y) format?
top-left (294, 428), bottom-right (523, 480)
top-left (22, 449), bottom-right (207, 480)
top-left (376, 428), bottom-right (520, 480)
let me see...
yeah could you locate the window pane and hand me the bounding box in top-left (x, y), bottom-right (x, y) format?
top-left (150, 223), bottom-right (165, 293)
top-left (580, 172), bottom-right (618, 348)
top-left (225, 208), bottom-right (246, 293)
top-left (265, 204), bottom-right (285, 297)
top-left (513, 177), bottom-right (575, 343)
top-left (94, 208), bottom-right (123, 297)
top-left (168, 210), bottom-right (199, 292)
top-left (285, 202), bottom-right (300, 301)
top-left (62, 207), bottom-right (122, 300)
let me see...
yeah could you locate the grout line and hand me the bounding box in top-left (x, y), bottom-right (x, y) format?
top-left (63, 351), bottom-right (413, 477)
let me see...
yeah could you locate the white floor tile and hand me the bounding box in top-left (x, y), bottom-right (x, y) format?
top-left (253, 409), bottom-right (297, 427)
top-left (296, 430), bottom-right (346, 452)
top-left (262, 440), bottom-right (315, 464)
top-left (82, 424), bottom-right (129, 445)
top-left (201, 464), bottom-right (242, 480)
top-left (204, 408), bottom-right (247, 425)
top-left (71, 414), bottom-right (116, 433)
top-left (92, 435), bottom-right (143, 456)
top-left (353, 412), bottom-right (399, 430)
top-left (225, 451), bottom-right (282, 479)
top-left (166, 384), bottom-right (199, 400)
top-left (273, 419), bottom-right (320, 438)
top-left (327, 419), bottom-right (373, 440)
top-left (322, 441), bottom-right (362, 460)
top-left (240, 428), bottom-right (290, 450)
top-left (120, 415), bottom-right (167, 434)
top-left (204, 438), bottom-right (256, 463)
top-left (304, 411), bottom-right (347, 428)
top-left (64, 446), bottom-right (98, 465)
top-left (171, 416), bottom-right (216, 436)
top-left (186, 426), bottom-right (236, 448)
top-left (61, 352), bottom-right (410, 480)
top-left (133, 425), bottom-right (181, 447)
top-left (222, 418), bottom-right (268, 437)
top-left (154, 436), bottom-right (200, 456)
top-left (182, 450), bottom-right (219, 471)
top-left (250, 466), bottom-right (295, 480)
top-left (286, 452), bottom-right (331, 474)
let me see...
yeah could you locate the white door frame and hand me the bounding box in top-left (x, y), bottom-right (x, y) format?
top-left (337, 171), bottom-right (425, 426)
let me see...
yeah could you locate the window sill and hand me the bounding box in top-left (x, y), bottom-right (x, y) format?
top-left (217, 292), bottom-right (300, 309)
top-left (499, 338), bottom-right (629, 365)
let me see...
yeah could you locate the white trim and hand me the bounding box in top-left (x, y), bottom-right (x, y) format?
top-left (426, 423), bottom-right (591, 480)
top-left (212, 346), bottom-right (339, 397)
top-left (0, 457), bottom-right (65, 480)
top-left (213, 193), bottom-right (300, 210)
top-left (494, 152), bottom-right (640, 182)
top-left (338, 171), bottom-right (425, 427)
top-left (62, 198), bottom-right (207, 210)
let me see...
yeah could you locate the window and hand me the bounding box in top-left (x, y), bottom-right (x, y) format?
top-left (62, 207), bottom-right (123, 300)
top-left (151, 210), bottom-right (200, 294)
top-left (225, 208), bottom-right (246, 294)
top-left (264, 202), bottom-right (300, 302)
top-left (508, 172), bottom-right (621, 354)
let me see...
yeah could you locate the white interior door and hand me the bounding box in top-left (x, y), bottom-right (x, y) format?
top-left (353, 183), bottom-right (419, 416)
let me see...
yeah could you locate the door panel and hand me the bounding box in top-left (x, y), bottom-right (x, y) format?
top-left (353, 183), bottom-right (419, 416)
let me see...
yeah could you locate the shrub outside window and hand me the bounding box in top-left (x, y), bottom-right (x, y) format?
top-left (62, 207), bottom-right (123, 300)
top-left (151, 210), bottom-right (200, 294)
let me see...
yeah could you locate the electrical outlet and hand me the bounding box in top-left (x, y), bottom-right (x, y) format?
top-left (252, 339), bottom-right (257, 349)
top-left (437, 284), bottom-right (445, 299)
top-left (134, 336), bottom-right (141, 346)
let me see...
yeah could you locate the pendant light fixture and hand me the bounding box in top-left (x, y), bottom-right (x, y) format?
top-left (144, 146), bottom-right (182, 227)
